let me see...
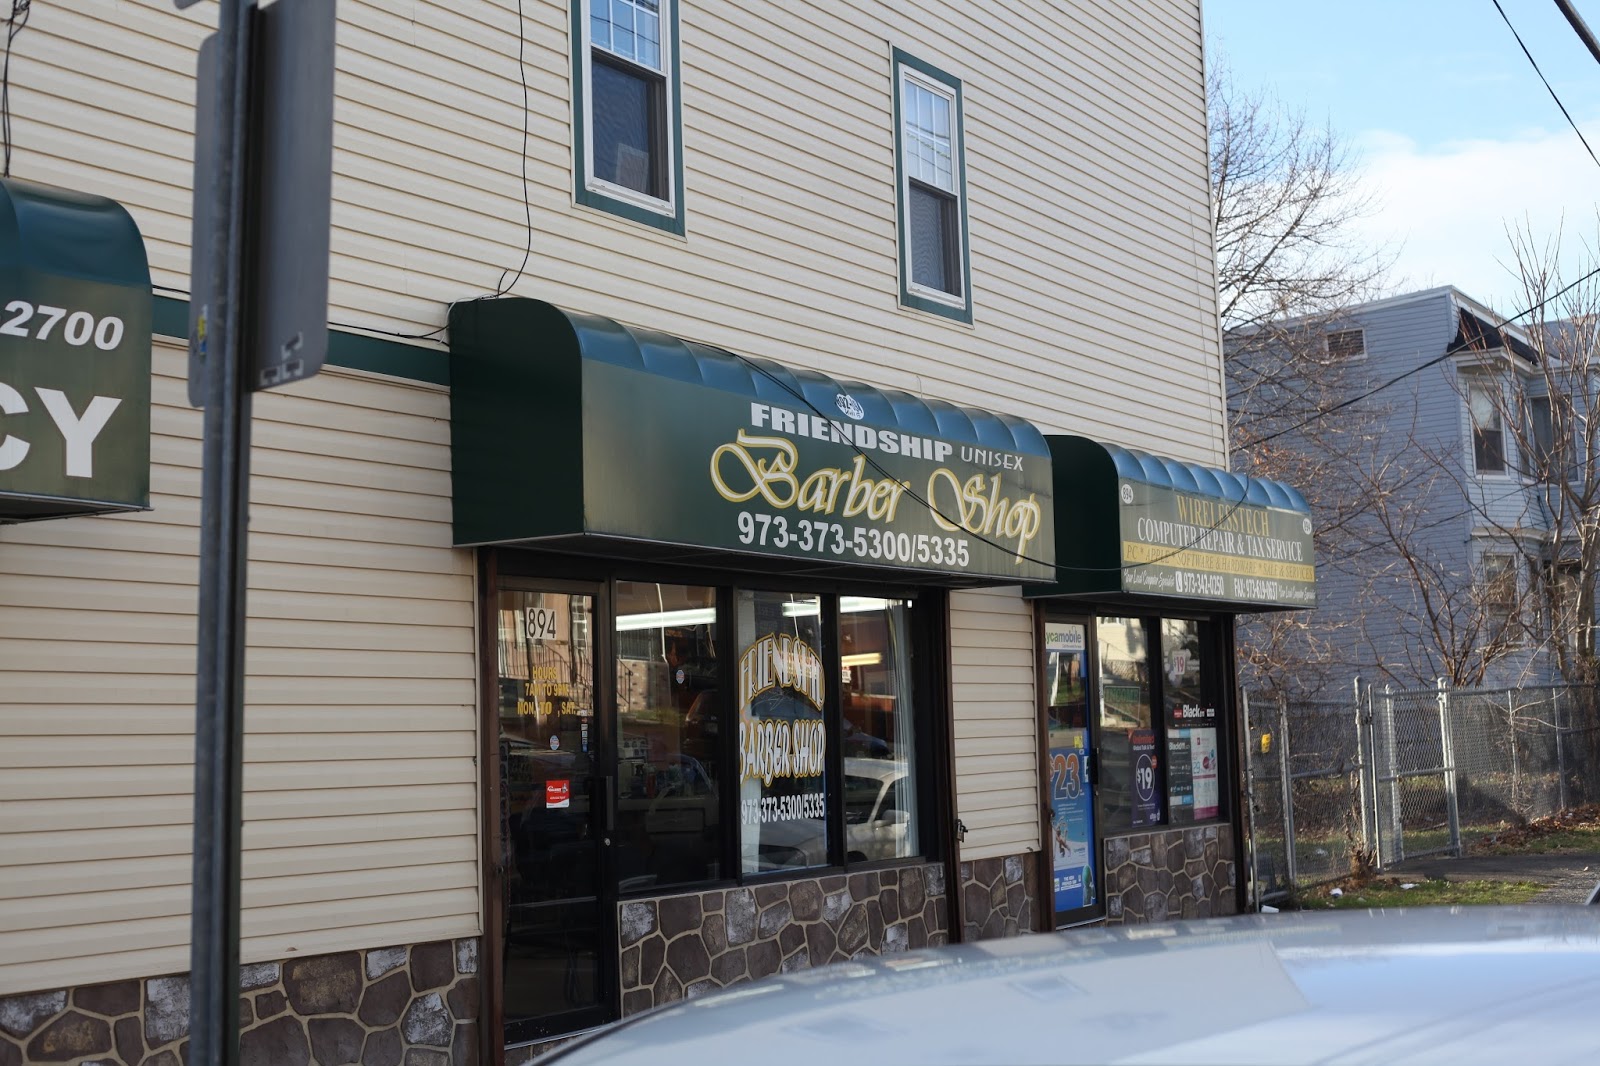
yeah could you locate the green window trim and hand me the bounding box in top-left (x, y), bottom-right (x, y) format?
top-left (571, 0), bottom-right (687, 235)
top-left (153, 294), bottom-right (449, 387)
top-left (891, 48), bottom-right (972, 324)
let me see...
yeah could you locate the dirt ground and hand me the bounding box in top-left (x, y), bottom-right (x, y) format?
top-left (1384, 850), bottom-right (1600, 904)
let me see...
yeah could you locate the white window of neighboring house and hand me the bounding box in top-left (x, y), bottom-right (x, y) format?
top-left (1468, 382), bottom-right (1505, 474)
top-left (1326, 328), bottom-right (1366, 359)
top-left (1543, 561), bottom-right (1584, 652)
top-left (1481, 553), bottom-right (1517, 642)
top-left (894, 50), bottom-right (971, 321)
top-left (1527, 394), bottom-right (1575, 479)
top-left (575, 0), bottom-right (683, 231)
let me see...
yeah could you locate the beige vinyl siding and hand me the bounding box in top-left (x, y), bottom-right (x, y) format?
top-left (17, 0), bottom-right (1223, 467)
top-left (949, 587), bottom-right (1039, 860)
top-left (0, 341), bottom-right (477, 996)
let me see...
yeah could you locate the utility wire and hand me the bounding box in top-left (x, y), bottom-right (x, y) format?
top-left (1493, 0), bottom-right (1600, 171)
top-left (1, 0), bottom-right (31, 178)
top-left (1557, 0), bottom-right (1600, 66)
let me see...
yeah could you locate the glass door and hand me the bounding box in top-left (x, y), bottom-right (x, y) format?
top-left (495, 586), bottom-right (610, 1043)
top-left (1043, 615), bottom-right (1102, 926)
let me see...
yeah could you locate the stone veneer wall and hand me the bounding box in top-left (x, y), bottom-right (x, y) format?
top-left (958, 852), bottom-right (1039, 940)
top-left (0, 939), bottom-right (481, 1066)
top-left (616, 863), bottom-right (949, 1014)
top-left (1103, 825), bottom-right (1237, 923)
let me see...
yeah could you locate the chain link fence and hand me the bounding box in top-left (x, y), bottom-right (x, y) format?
top-left (1245, 681), bottom-right (1600, 902)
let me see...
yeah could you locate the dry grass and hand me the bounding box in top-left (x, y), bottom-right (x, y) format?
top-left (1468, 804), bottom-right (1600, 856)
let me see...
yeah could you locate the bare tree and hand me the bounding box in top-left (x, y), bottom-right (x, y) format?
top-left (1211, 60), bottom-right (1394, 697)
top-left (1441, 223), bottom-right (1600, 684)
top-left (1210, 63), bottom-right (1388, 335)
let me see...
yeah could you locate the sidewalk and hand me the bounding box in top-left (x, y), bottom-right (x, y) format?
top-left (1386, 851), bottom-right (1600, 905)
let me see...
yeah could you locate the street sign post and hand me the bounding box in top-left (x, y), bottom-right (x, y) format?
top-left (189, 0), bottom-right (334, 406)
top-left (183, 1), bottom-right (336, 1063)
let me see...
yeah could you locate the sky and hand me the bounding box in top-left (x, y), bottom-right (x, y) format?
top-left (1205, 0), bottom-right (1600, 319)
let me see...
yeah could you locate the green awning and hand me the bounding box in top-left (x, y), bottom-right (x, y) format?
top-left (0, 178), bottom-right (152, 522)
top-left (1027, 435), bottom-right (1314, 611)
top-left (449, 298), bottom-right (1055, 585)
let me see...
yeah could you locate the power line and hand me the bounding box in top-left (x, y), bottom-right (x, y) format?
top-left (1, 0), bottom-right (32, 178)
top-left (1493, 0), bottom-right (1600, 171)
top-left (1557, 0), bottom-right (1600, 66)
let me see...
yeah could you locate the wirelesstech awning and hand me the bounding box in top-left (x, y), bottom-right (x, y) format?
top-left (449, 298), bottom-right (1055, 586)
top-left (1027, 435), bottom-right (1314, 611)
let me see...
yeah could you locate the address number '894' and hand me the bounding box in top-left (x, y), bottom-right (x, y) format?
top-left (1, 301), bottom-right (125, 351)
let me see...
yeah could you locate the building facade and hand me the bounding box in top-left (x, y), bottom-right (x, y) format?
top-left (0, 3), bottom-right (1312, 1064)
top-left (1234, 285), bottom-right (1574, 692)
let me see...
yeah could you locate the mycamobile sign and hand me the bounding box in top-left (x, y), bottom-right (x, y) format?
top-left (0, 178), bottom-right (151, 522)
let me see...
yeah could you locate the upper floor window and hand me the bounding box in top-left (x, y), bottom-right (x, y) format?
top-left (894, 50), bottom-right (971, 322)
top-left (1468, 382), bottom-right (1505, 474)
top-left (574, 0), bottom-right (685, 233)
top-left (1479, 553), bottom-right (1518, 643)
top-left (1326, 328), bottom-right (1366, 359)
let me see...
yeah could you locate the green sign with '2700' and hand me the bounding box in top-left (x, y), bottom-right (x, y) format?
top-left (0, 179), bottom-right (152, 522)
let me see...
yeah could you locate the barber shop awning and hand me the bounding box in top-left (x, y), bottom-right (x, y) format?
top-left (1027, 436), bottom-right (1314, 610)
top-left (449, 298), bottom-right (1055, 585)
top-left (0, 178), bottom-right (151, 522)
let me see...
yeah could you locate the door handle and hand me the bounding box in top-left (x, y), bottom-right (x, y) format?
top-left (603, 775), bottom-right (615, 833)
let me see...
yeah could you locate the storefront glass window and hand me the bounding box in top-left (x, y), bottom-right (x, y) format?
top-left (1044, 619), bottom-right (1095, 916)
top-left (1097, 616), bottom-right (1160, 831)
top-left (1163, 619), bottom-right (1221, 823)
top-left (614, 582), bottom-right (720, 888)
top-left (495, 589), bottom-right (603, 1038)
top-left (840, 597), bottom-right (918, 861)
top-left (736, 589), bottom-right (830, 874)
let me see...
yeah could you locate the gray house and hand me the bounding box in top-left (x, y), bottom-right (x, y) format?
top-left (1232, 285), bottom-right (1577, 691)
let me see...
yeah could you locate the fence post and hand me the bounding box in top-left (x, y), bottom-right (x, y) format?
top-left (1438, 678), bottom-right (1461, 857)
top-left (1557, 687), bottom-right (1569, 812)
top-left (1353, 676), bottom-right (1372, 864)
top-left (1241, 688), bottom-right (1259, 909)
top-left (1507, 688), bottom-right (1519, 812)
top-left (1365, 680), bottom-right (1384, 869)
top-left (1384, 684), bottom-right (1403, 864)
top-left (1277, 694), bottom-right (1298, 892)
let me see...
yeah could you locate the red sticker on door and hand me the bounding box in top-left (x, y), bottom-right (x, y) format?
top-left (546, 779), bottom-right (570, 809)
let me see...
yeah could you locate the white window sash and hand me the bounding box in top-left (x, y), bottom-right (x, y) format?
top-left (898, 65), bottom-right (965, 308)
top-left (580, 0), bottom-right (677, 215)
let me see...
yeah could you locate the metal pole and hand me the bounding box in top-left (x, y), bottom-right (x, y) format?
top-left (190, 3), bottom-right (256, 1064)
top-left (1367, 681), bottom-right (1383, 867)
top-left (1384, 684), bottom-right (1403, 864)
top-left (1277, 695), bottom-right (1298, 891)
top-left (1352, 676), bottom-right (1371, 863)
top-left (1241, 688), bottom-right (1259, 909)
top-left (1557, 688), bottom-right (1569, 812)
top-left (1507, 689), bottom-right (1520, 814)
top-left (1438, 679), bottom-right (1461, 857)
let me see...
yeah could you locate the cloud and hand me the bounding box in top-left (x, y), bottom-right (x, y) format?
top-left (1348, 124), bottom-right (1600, 316)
